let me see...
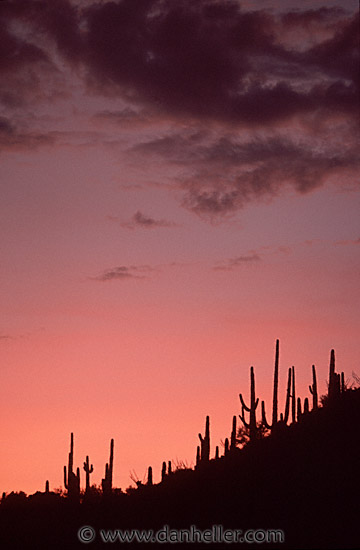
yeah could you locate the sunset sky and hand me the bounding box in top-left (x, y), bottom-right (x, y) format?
top-left (0, 0), bottom-right (359, 494)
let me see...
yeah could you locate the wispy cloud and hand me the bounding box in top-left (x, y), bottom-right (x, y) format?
top-left (214, 253), bottom-right (262, 271)
top-left (213, 244), bottom-right (295, 270)
top-left (93, 265), bottom-right (156, 282)
top-left (93, 108), bottom-right (151, 129)
top-left (116, 211), bottom-right (178, 230)
top-left (0, 116), bottom-right (55, 152)
top-left (334, 238), bottom-right (360, 246)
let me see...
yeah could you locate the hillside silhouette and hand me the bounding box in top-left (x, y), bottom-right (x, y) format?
top-left (1, 343), bottom-right (359, 549)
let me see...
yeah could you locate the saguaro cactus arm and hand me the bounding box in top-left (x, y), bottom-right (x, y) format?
top-left (239, 404), bottom-right (250, 428)
top-left (261, 400), bottom-right (272, 430)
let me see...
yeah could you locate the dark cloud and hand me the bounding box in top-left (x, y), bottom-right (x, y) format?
top-left (281, 7), bottom-right (346, 26)
top-left (214, 253), bottom-right (262, 271)
top-left (0, 0), bottom-right (82, 61)
top-left (80, 0), bottom-right (358, 125)
top-left (94, 264), bottom-right (155, 282)
top-left (1, 1), bottom-right (357, 121)
top-left (0, 0), bottom-right (358, 217)
top-left (134, 132), bottom-right (360, 216)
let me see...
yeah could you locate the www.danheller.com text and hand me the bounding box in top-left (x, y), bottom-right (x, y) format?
top-left (78, 525), bottom-right (285, 544)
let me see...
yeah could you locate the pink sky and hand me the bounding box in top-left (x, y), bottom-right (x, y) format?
top-left (0, 0), bottom-right (359, 494)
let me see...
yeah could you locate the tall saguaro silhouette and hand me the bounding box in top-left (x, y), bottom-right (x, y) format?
top-left (291, 366), bottom-right (296, 423)
top-left (198, 416), bottom-right (210, 462)
top-left (102, 439), bottom-right (114, 495)
top-left (327, 349), bottom-right (346, 402)
top-left (239, 366), bottom-right (259, 441)
top-left (261, 339), bottom-right (280, 432)
top-left (64, 433), bottom-right (80, 500)
top-left (309, 365), bottom-right (318, 410)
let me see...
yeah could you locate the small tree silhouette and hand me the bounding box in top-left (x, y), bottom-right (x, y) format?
top-left (236, 422), bottom-right (269, 448)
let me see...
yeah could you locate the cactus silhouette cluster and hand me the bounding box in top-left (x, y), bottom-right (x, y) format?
top-left (42, 341), bottom-right (349, 498)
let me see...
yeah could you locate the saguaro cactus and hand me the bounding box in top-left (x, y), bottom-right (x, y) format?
top-left (239, 366), bottom-right (259, 441)
top-left (272, 339), bottom-right (280, 424)
top-left (168, 461), bottom-right (172, 475)
top-left (309, 365), bottom-right (318, 410)
top-left (297, 397), bottom-right (302, 421)
top-left (262, 365), bottom-right (292, 430)
top-left (328, 349), bottom-right (338, 399)
top-left (283, 367), bottom-right (292, 423)
top-left (261, 340), bottom-right (281, 432)
top-left (341, 372), bottom-right (345, 393)
top-left (147, 466), bottom-right (153, 486)
top-left (102, 439), bottom-right (114, 495)
top-left (196, 446), bottom-right (200, 468)
top-left (161, 461), bottom-right (167, 482)
top-left (303, 397), bottom-right (310, 414)
top-left (45, 480), bottom-right (49, 494)
top-left (291, 366), bottom-right (296, 423)
top-left (327, 349), bottom-right (345, 402)
top-left (230, 415), bottom-right (237, 451)
top-left (198, 416), bottom-right (210, 462)
top-left (64, 433), bottom-right (80, 499)
top-left (83, 455), bottom-right (94, 493)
